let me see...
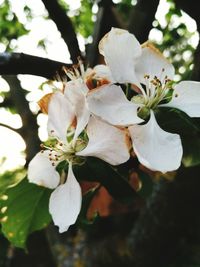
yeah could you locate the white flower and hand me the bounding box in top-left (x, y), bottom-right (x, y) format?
top-left (87, 28), bottom-right (200, 173)
top-left (28, 90), bottom-right (130, 232)
top-left (63, 61), bottom-right (114, 141)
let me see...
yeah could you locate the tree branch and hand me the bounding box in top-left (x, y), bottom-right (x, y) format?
top-left (127, 166), bottom-right (200, 267)
top-left (0, 122), bottom-right (21, 134)
top-left (2, 75), bottom-right (40, 164)
top-left (128, 0), bottom-right (160, 43)
top-left (86, 1), bottom-right (123, 67)
top-left (0, 53), bottom-right (72, 79)
top-left (41, 0), bottom-right (82, 63)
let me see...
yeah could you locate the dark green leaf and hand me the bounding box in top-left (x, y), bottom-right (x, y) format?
top-left (156, 107), bottom-right (200, 135)
top-left (0, 169), bottom-right (25, 195)
top-left (156, 108), bottom-right (200, 167)
top-left (182, 136), bottom-right (200, 167)
top-left (74, 157), bottom-right (137, 203)
top-left (137, 170), bottom-right (154, 198)
top-left (77, 185), bottom-right (100, 228)
top-left (0, 178), bottom-right (52, 248)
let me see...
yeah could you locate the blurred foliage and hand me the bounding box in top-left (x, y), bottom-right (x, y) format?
top-left (59, 0), bottom-right (94, 38)
top-left (153, 0), bottom-right (196, 81)
top-left (0, 0), bottom-right (29, 51)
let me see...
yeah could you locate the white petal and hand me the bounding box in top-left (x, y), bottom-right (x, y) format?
top-left (161, 81), bottom-right (200, 117)
top-left (87, 84), bottom-right (143, 126)
top-left (49, 163), bottom-right (82, 233)
top-left (92, 64), bottom-right (114, 82)
top-left (48, 91), bottom-right (75, 142)
top-left (64, 80), bottom-right (90, 142)
top-left (77, 116), bottom-right (130, 165)
top-left (99, 27), bottom-right (142, 83)
top-left (135, 45), bottom-right (175, 85)
top-left (129, 111), bottom-right (183, 173)
top-left (28, 151), bottom-right (60, 189)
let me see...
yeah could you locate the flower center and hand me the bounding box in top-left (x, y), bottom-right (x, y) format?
top-left (41, 129), bottom-right (88, 166)
top-left (132, 72), bottom-right (173, 119)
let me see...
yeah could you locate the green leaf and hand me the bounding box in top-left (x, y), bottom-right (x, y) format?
top-left (74, 157), bottom-right (137, 203)
top-left (156, 107), bottom-right (200, 135)
top-left (137, 170), bottom-right (154, 198)
top-left (0, 178), bottom-right (52, 248)
top-left (156, 108), bottom-right (200, 167)
top-left (77, 185), bottom-right (100, 228)
top-left (0, 169), bottom-right (25, 196)
top-left (182, 135), bottom-right (200, 167)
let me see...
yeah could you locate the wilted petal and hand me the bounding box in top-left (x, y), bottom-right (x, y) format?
top-left (49, 163), bottom-right (82, 233)
top-left (161, 81), bottom-right (200, 117)
top-left (129, 111), bottom-right (183, 173)
top-left (77, 116), bottom-right (130, 165)
top-left (64, 80), bottom-right (90, 142)
top-left (28, 151), bottom-right (60, 189)
top-left (99, 27), bottom-right (142, 83)
top-left (38, 93), bottom-right (53, 114)
top-left (135, 44), bottom-right (175, 85)
top-left (47, 91), bottom-right (75, 142)
top-left (87, 84), bottom-right (143, 126)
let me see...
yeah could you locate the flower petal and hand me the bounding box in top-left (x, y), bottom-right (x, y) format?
top-left (47, 91), bottom-right (75, 142)
top-left (99, 27), bottom-right (142, 83)
top-left (129, 111), bottom-right (183, 173)
top-left (87, 84), bottom-right (143, 126)
top-left (77, 116), bottom-right (130, 165)
top-left (28, 151), bottom-right (60, 189)
top-left (92, 64), bottom-right (114, 82)
top-left (161, 81), bottom-right (200, 117)
top-left (49, 163), bottom-right (82, 233)
top-left (135, 44), bottom-right (175, 85)
top-left (64, 80), bottom-right (90, 142)
top-left (38, 93), bottom-right (53, 114)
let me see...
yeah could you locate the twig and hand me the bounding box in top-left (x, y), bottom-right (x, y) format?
top-left (128, 0), bottom-right (160, 43)
top-left (0, 53), bottom-right (72, 79)
top-left (0, 122), bottom-right (21, 134)
top-left (41, 0), bottom-right (82, 63)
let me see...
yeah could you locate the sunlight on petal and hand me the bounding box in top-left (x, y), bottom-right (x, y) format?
top-left (129, 111), bottom-right (183, 173)
top-left (49, 163), bottom-right (82, 233)
top-left (77, 116), bottom-right (130, 165)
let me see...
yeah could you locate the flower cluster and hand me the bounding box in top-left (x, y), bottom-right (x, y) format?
top-left (28, 27), bottom-right (200, 233)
